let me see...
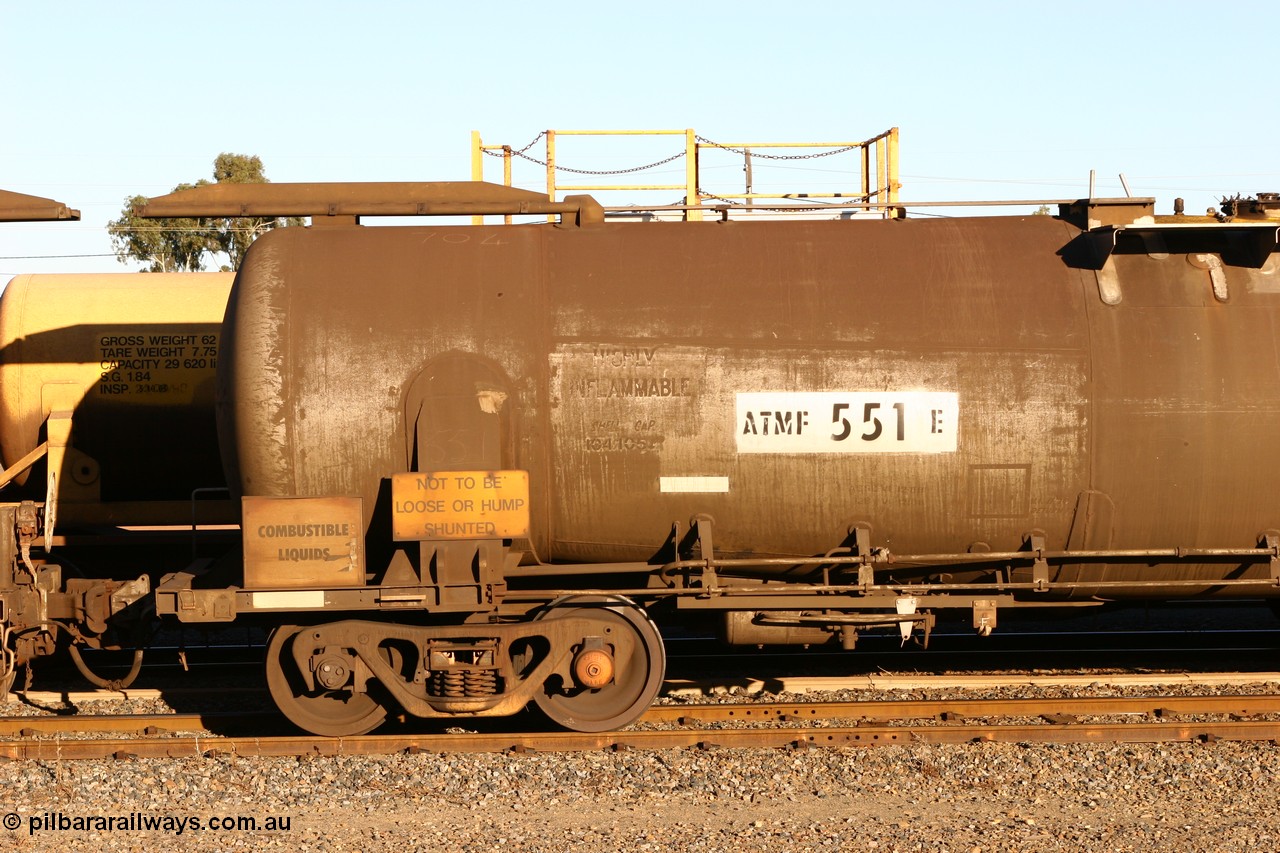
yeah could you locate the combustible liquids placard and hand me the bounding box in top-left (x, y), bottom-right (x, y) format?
top-left (392, 470), bottom-right (530, 541)
top-left (242, 496), bottom-right (364, 589)
top-left (736, 391), bottom-right (959, 454)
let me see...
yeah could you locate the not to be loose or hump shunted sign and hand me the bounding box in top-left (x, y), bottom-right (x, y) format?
top-left (391, 470), bottom-right (530, 541)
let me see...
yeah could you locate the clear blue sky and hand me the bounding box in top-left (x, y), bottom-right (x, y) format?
top-left (3, 0), bottom-right (1277, 275)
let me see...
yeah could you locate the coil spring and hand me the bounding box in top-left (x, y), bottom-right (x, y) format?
top-left (465, 669), bottom-right (498, 697)
top-left (428, 670), bottom-right (466, 698)
top-left (427, 669), bottom-right (500, 698)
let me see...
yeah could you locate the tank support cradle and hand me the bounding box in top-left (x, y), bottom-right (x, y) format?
top-left (659, 515), bottom-right (1280, 598)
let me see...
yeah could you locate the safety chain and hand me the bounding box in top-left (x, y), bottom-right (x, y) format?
top-left (507, 148), bottom-right (686, 176)
top-left (484, 131), bottom-right (548, 158)
top-left (692, 193), bottom-right (873, 214)
top-left (481, 130), bottom-right (688, 176)
top-left (479, 131), bottom-right (866, 180)
top-left (696, 189), bottom-right (745, 206)
top-left (695, 135), bottom-right (861, 160)
top-left (555, 150), bottom-right (686, 176)
top-left (696, 189), bottom-right (874, 209)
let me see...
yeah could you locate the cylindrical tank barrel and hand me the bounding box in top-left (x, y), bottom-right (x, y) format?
top-left (0, 273), bottom-right (234, 523)
top-left (221, 217), bottom-right (1280, 597)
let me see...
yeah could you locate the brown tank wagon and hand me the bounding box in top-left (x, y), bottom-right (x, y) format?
top-left (214, 197), bottom-right (1280, 589)
top-left (143, 182), bottom-right (1280, 736)
top-left (4, 182), bottom-right (1280, 735)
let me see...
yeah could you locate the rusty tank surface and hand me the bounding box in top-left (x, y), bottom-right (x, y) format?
top-left (217, 194), bottom-right (1280, 597)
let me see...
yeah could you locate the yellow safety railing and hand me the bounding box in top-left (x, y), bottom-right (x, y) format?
top-left (470, 128), bottom-right (899, 223)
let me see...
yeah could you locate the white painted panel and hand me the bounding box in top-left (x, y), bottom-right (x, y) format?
top-left (736, 391), bottom-right (959, 454)
top-left (250, 591), bottom-right (326, 609)
top-left (660, 476), bottom-right (730, 493)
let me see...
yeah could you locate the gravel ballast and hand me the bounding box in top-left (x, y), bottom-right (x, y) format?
top-left (3, 667), bottom-right (1279, 852)
top-left (1, 728), bottom-right (1277, 851)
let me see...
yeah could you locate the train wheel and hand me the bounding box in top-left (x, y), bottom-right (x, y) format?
top-left (264, 625), bottom-right (388, 737)
top-left (532, 598), bottom-right (665, 732)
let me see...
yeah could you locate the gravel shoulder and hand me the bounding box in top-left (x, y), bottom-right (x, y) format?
top-left (1, 738), bottom-right (1276, 852)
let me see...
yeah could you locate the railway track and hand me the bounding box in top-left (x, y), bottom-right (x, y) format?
top-left (3, 693), bottom-right (1278, 760)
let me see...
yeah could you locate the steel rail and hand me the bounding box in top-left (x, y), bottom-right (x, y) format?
top-left (645, 694), bottom-right (1280, 722)
top-left (0, 711), bottom-right (278, 737)
top-left (13, 671), bottom-right (1279, 710)
top-left (3, 694), bottom-right (1278, 741)
top-left (4, 718), bottom-right (1280, 761)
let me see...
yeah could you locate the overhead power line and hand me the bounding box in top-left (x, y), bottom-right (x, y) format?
top-left (0, 252), bottom-right (116, 260)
